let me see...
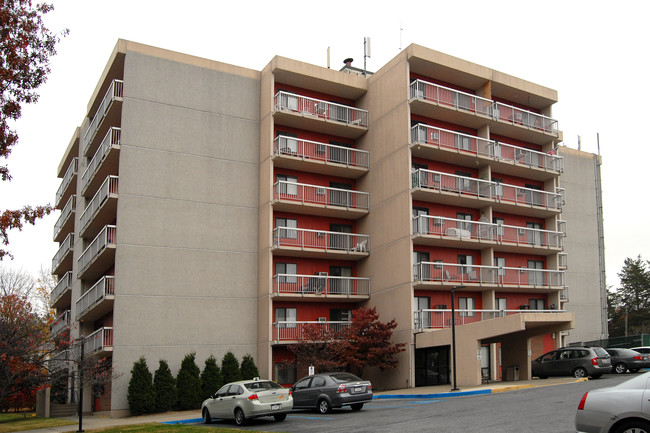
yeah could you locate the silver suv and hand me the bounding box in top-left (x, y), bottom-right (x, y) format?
top-left (532, 347), bottom-right (611, 379)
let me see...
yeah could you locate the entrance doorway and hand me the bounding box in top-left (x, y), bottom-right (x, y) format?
top-left (415, 346), bottom-right (450, 386)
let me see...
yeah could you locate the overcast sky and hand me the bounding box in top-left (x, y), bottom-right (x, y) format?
top-left (1, 0), bottom-right (648, 290)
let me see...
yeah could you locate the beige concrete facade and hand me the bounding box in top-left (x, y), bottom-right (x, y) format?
top-left (50, 40), bottom-right (604, 416)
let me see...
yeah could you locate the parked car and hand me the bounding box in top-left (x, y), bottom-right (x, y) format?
top-left (631, 346), bottom-right (650, 355)
top-left (575, 370), bottom-right (650, 433)
top-left (532, 347), bottom-right (611, 379)
top-left (201, 378), bottom-right (292, 426)
top-left (291, 372), bottom-right (372, 413)
top-left (605, 348), bottom-right (650, 374)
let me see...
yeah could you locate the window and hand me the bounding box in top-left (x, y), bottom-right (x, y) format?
top-left (329, 266), bottom-right (352, 294)
top-left (276, 131), bottom-right (298, 154)
top-left (311, 376), bottom-right (326, 387)
top-left (329, 223), bottom-right (353, 250)
top-left (277, 174), bottom-right (298, 196)
top-left (275, 262), bottom-right (297, 284)
top-left (330, 308), bottom-right (351, 332)
top-left (456, 212), bottom-right (473, 233)
top-left (454, 132), bottom-right (472, 151)
top-left (529, 299), bottom-right (545, 310)
top-left (411, 162), bottom-right (428, 187)
top-left (496, 298), bottom-right (507, 310)
top-left (293, 377), bottom-right (311, 390)
top-left (495, 257), bottom-right (506, 277)
top-left (414, 296), bottom-right (431, 328)
top-left (458, 254), bottom-right (474, 275)
top-left (274, 362), bottom-right (296, 385)
top-left (459, 297), bottom-right (475, 317)
top-left (330, 182), bottom-right (352, 207)
top-left (413, 251), bottom-right (430, 280)
top-left (524, 184), bottom-right (543, 206)
top-left (528, 260), bottom-right (545, 286)
top-left (454, 92), bottom-right (471, 110)
top-left (492, 178), bottom-right (504, 197)
top-left (456, 171), bottom-right (473, 193)
top-left (276, 218), bottom-right (297, 239)
top-left (413, 207), bottom-right (429, 234)
top-left (275, 307), bottom-right (297, 328)
top-left (329, 140), bottom-right (350, 164)
top-left (527, 222), bottom-right (543, 246)
top-left (493, 217), bottom-right (505, 237)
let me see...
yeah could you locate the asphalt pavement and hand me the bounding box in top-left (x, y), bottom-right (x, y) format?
top-left (19, 377), bottom-right (585, 433)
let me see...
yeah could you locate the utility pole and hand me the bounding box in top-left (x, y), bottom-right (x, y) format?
top-left (77, 337), bottom-right (85, 433)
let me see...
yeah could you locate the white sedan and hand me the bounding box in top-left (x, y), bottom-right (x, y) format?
top-left (201, 378), bottom-right (293, 426)
top-left (575, 371), bottom-right (650, 433)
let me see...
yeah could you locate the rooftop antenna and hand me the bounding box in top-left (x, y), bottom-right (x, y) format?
top-left (399, 22), bottom-right (403, 51)
top-left (597, 132), bottom-right (600, 155)
top-left (327, 46), bottom-right (330, 69)
top-left (363, 37), bottom-right (371, 76)
top-left (578, 135), bottom-right (581, 151)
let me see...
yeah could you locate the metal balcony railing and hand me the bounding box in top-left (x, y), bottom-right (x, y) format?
top-left (76, 276), bottom-right (115, 320)
top-left (414, 308), bottom-right (566, 330)
top-left (557, 220), bottom-right (567, 235)
top-left (82, 80), bottom-right (123, 156)
top-left (273, 227), bottom-right (369, 253)
top-left (273, 273), bottom-right (370, 296)
top-left (48, 350), bottom-right (70, 371)
top-left (274, 181), bottom-right (369, 210)
top-left (491, 102), bottom-right (559, 135)
top-left (561, 286), bottom-right (569, 301)
top-left (77, 225), bottom-right (116, 276)
top-left (410, 80), bottom-right (492, 116)
top-left (409, 80), bottom-right (559, 136)
top-left (274, 135), bottom-right (369, 169)
top-left (498, 223), bottom-right (564, 249)
top-left (410, 124), bottom-right (563, 173)
top-left (50, 310), bottom-right (70, 335)
top-left (84, 327), bottom-right (113, 356)
top-left (79, 176), bottom-right (119, 234)
top-left (52, 233), bottom-right (74, 271)
top-left (51, 271), bottom-right (73, 305)
top-left (272, 321), bottom-right (351, 341)
top-left (274, 91), bottom-right (368, 128)
top-left (413, 262), bottom-right (565, 288)
top-left (53, 195), bottom-right (75, 240)
top-left (81, 127), bottom-right (121, 193)
top-left (55, 157), bottom-right (78, 206)
top-left (558, 252), bottom-right (568, 270)
top-left (412, 169), bottom-right (563, 211)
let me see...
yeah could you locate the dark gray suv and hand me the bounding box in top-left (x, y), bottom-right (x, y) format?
top-left (531, 347), bottom-right (611, 379)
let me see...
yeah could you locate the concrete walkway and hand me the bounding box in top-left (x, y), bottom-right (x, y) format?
top-left (21, 377), bottom-right (584, 432)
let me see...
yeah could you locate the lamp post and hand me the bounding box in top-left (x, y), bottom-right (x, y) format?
top-left (77, 335), bottom-right (85, 433)
top-left (450, 285), bottom-right (465, 391)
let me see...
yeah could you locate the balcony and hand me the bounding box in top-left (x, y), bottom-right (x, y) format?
top-left (52, 233), bottom-right (74, 276)
top-left (413, 215), bottom-right (564, 254)
top-left (77, 225), bottom-right (116, 280)
top-left (414, 308), bottom-right (566, 330)
top-left (409, 79), bottom-right (559, 144)
top-left (79, 176), bottom-right (118, 239)
top-left (272, 273), bottom-right (370, 300)
top-left (53, 195), bottom-right (76, 242)
top-left (561, 286), bottom-right (569, 301)
top-left (273, 135), bottom-right (369, 179)
top-left (410, 124), bottom-right (563, 180)
top-left (272, 321), bottom-right (350, 343)
top-left (48, 350), bottom-right (70, 372)
top-left (413, 262), bottom-right (565, 291)
top-left (50, 310), bottom-right (70, 336)
top-left (81, 128), bottom-right (121, 197)
top-left (55, 157), bottom-right (78, 209)
top-left (411, 169), bottom-right (563, 217)
top-left (558, 252), bottom-right (568, 270)
top-left (76, 276), bottom-right (115, 322)
top-left (51, 271), bottom-right (73, 309)
top-left (272, 227), bottom-right (369, 260)
top-left (82, 79), bottom-right (123, 157)
top-left (557, 219), bottom-right (567, 235)
top-left (273, 181), bottom-right (369, 219)
top-left (84, 327), bottom-right (113, 357)
top-left (274, 91), bottom-right (368, 139)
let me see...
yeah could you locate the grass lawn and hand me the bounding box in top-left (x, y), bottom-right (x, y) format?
top-left (0, 413), bottom-right (75, 433)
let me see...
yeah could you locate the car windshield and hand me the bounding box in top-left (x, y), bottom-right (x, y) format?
top-left (593, 347), bottom-right (609, 357)
top-left (244, 381), bottom-right (283, 391)
top-left (329, 373), bottom-right (362, 383)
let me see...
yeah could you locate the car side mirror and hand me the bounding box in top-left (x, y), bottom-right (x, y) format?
top-left (290, 386), bottom-right (295, 391)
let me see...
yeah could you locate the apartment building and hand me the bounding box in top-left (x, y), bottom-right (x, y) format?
top-left (50, 39), bottom-right (601, 416)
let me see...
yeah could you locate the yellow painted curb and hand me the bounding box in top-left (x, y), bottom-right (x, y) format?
top-left (491, 377), bottom-right (588, 393)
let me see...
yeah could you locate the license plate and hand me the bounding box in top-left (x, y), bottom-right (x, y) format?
top-left (271, 404), bottom-right (281, 411)
top-left (354, 386), bottom-right (363, 393)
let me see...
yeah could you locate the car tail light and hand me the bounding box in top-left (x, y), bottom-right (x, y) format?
top-left (248, 393), bottom-right (258, 401)
top-left (591, 357), bottom-right (599, 366)
top-left (336, 384), bottom-right (347, 393)
top-left (288, 389), bottom-right (292, 396)
top-left (368, 383), bottom-right (372, 390)
top-left (577, 392), bottom-right (588, 410)
top-left (634, 355), bottom-right (643, 360)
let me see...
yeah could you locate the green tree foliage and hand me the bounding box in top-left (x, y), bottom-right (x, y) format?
top-left (608, 255), bottom-right (650, 337)
top-left (240, 354), bottom-right (260, 380)
top-left (175, 352), bottom-right (202, 410)
top-left (289, 307), bottom-right (406, 377)
top-left (153, 360), bottom-right (176, 413)
top-left (127, 357), bottom-right (155, 416)
top-left (221, 351), bottom-right (241, 384)
top-left (0, 1), bottom-right (67, 259)
top-left (200, 355), bottom-right (223, 401)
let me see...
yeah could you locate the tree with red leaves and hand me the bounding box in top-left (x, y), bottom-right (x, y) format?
top-left (0, 1), bottom-right (68, 260)
top-left (288, 307), bottom-right (406, 377)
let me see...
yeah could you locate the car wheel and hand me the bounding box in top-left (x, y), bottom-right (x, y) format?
top-left (202, 408), bottom-right (212, 424)
top-left (274, 413), bottom-right (287, 422)
top-left (234, 407), bottom-right (246, 426)
top-left (572, 367), bottom-right (588, 378)
top-left (613, 419), bottom-right (650, 433)
top-left (350, 403), bottom-right (364, 411)
top-left (318, 398), bottom-right (332, 414)
top-left (614, 363), bottom-right (628, 374)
